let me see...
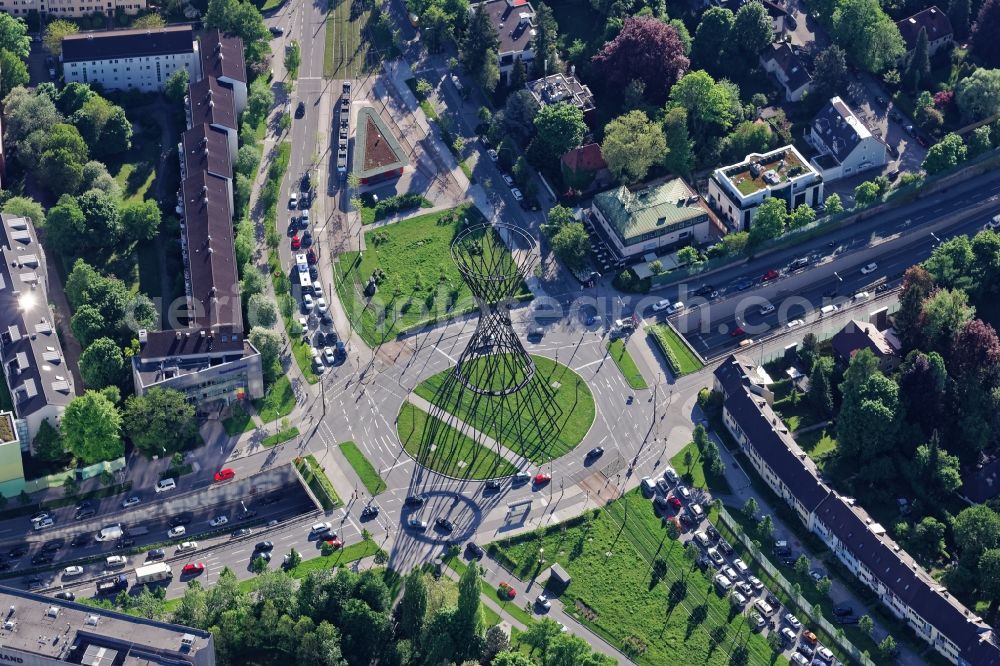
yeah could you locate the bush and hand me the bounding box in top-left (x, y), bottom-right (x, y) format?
top-left (648, 326), bottom-right (683, 375)
top-left (370, 193), bottom-right (431, 221)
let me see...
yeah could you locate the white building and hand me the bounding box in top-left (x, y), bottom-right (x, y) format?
top-left (62, 25), bottom-right (199, 93)
top-left (760, 42), bottom-right (812, 102)
top-left (707, 145), bottom-right (823, 231)
top-left (806, 97), bottom-right (888, 181)
top-left (0, 0), bottom-right (145, 18)
top-left (477, 0), bottom-right (535, 84)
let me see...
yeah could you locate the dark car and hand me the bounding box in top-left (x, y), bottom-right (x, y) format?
top-left (706, 526), bottom-right (720, 541)
top-left (796, 644), bottom-right (815, 658)
top-left (295, 101), bottom-right (305, 118)
top-left (679, 513), bottom-right (694, 527)
top-left (55, 591), bottom-right (75, 601)
top-left (586, 446), bottom-right (604, 459)
top-left (31, 553), bottom-right (53, 565)
top-left (693, 284), bottom-right (716, 297)
top-left (42, 539), bottom-right (64, 553)
top-left (269, 26), bottom-right (284, 36)
top-left (484, 479), bottom-right (501, 491)
top-left (301, 231), bottom-right (313, 247)
top-left (655, 478), bottom-right (669, 495)
top-left (320, 312), bottom-right (334, 326)
top-left (70, 535), bottom-right (88, 548)
top-left (309, 265), bottom-right (319, 280)
top-left (25, 577), bottom-right (44, 590)
top-left (115, 538), bottom-right (135, 549)
top-left (766, 592), bottom-right (781, 608)
top-left (717, 539), bottom-right (733, 556)
top-left (361, 505), bottom-right (379, 519)
top-left (255, 541), bottom-right (274, 552)
top-left (8, 545), bottom-right (27, 559)
top-left (147, 549), bottom-right (166, 561)
top-left (301, 172), bottom-right (312, 191)
top-left (74, 508), bottom-right (96, 520)
top-left (653, 495), bottom-right (671, 513)
top-left (833, 605), bottom-right (854, 617)
top-left (466, 542), bottom-right (484, 559)
top-left (435, 518), bottom-right (454, 533)
top-left (169, 514), bottom-right (193, 527)
top-left (404, 495), bottom-right (425, 508)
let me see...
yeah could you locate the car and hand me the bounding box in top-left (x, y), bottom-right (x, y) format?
top-left (766, 591), bottom-right (781, 608)
top-left (63, 565), bottom-right (84, 577)
top-left (819, 304), bottom-right (838, 315)
top-left (802, 630), bottom-right (817, 644)
top-left (713, 573), bottom-right (732, 591)
top-left (33, 517), bottom-right (54, 530)
top-left (301, 294), bottom-right (314, 311)
top-left (315, 296), bottom-right (328, 314)
top-left (748, 575), bottom-right (764, 591)
top-left (790, 654), bottom-right (809, 666)
top-left (761, 269), bottom-right (780, 281)
top-left (147, 549), bottom-right (166, 561)
top-left (322, 537), bottom-right (343, 550)
top-left (487, 149), bottom-right (498, 162)
top-left (502, 174), bottom-right (514, 186)
top-left (655, 478), bottom-right (669, 495)
top-left (404, 495), bottom-right (425, 508)
top-left (860, 262), bottom-right (878, 275)
top-left (722, 566), bottom-right (738, 581)
top-left (677, 485), bottom-right (691, 500)
top-left (169, 514), bottom-right (192, 527)
top-left (732, 278), bottom-right (754, 291)
top-left (754, 599), bottom-right (774, 617)
top-left (156, 478), bottom-right (177, 493)
top-left (122, 495), bottom-right (141, 508)
top-left (310, 522), bottom-right (332, 535)
top-left (75, 508), bottom-right (96, 520)
top-left (668, 496), bottom-right (682, 509)
top-left (781, 627), bottom-right (798, 644)
top-left (733, 558), bottom-right (749, 575)
top-left (652, 298), bottom-right (671, 312)
top-left (288, 192), bottom-right (298, 209)
top-left (534, 472), bottom-right (552, 485)
top-left (808, 569), bottom-right (823, 582)
top-left (106, 555), bottom-right (127, 567)
top-left (717, 539), bottom-right (733, 556)
top-left (70, 535), bottom-right (88, 548)
top-left (30, 511), bottom-right (51, 523)
top-left (209, 516), bottom-right (228, 528)
top-left (214, 468), bottom-right (236, 482)
top-left (25, 577), bottom-right (44, 590)
top-left (665, 301), bottom-right (685, 315)
top-left (796, 643), bottom-right (815, 658)
top-left (653, 496), bottom-right (671, 513)
top-left (182, 562), bottom-right (205, 575)
top-left (317, 346), bottom-right (334, 365)
top-left (435, 517), bottom-right (454, 532)
top-left (750, 611), bottom-right (765, 632)
top-left (361, 505), bottom-right (379, 519)
top-left (731, 590), bottom-right (748, 606)
top-left (484, 479), bottom-right (502, 491)
top-left (693, 284), bottom-right (717, 297)
top-left (816, 646), bottom-right (834, 662)
top-left (678, 513), bottom-right (695, 528)
top-left (788, 257), bottom-right (810, 271)
top-left (986, 215), bottom-right (1000, 231)
top-left (833, 605), bottom-right (854, 617)
top-left (42, 539), bottom-right (64, 553)
top-left (295, 101), bottom-right (305, 118)
top-left (54, 591), bottom-right (76, 601)
top-left (853, 290), bottom-right (870, 300)
top-left (585, 446), bottom-right (605, 460)
top-left (255, 541), bottom-right (274, 552)
top-left (784, 613), bottom-right (802, 629)
top-left (705, 525), bottom-right (720, 541)
top-left (730, 326), bottom-right (745, 337)
top-left (291, 235), bottom-right (302, 250)
top-left (269, 26), bottom-right (284, 36)
top-left (514, 471), bottom-right (531, 485)
top-left (465, 541), bottom-right (485, 559)
top-left (510, 187), bottom-right (524, 201)
top-left (786, 319), bottom-right (804, 328)
top-left (535, 593), bottom-right (551, 611)
top-left (663, 466), bottom-right (679, 484)
top-left (758, 303), bottom-right (775, 315)
top-left (168, 526), bottom-right (186, 538)
top-left (407, 516), bottom-right (428, 530)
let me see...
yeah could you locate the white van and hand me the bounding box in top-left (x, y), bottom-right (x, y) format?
top-left (754, 599), bottom-right (774, 616)
top-left (106, 555), bottom-right (127, 568)
top-left (820, 304), bottom-right (838, 315)
top-left (155, 478), bottom-right (177, 493)
top-left (689, 502), bottom-right (705, 519)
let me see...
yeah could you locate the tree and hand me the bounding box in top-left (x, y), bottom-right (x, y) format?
top-left (852, 180), bottom-right (879, 207)
top-left (509, 56), bottom-right (527, 90)
top-left (3, 86), bottom-right (60, 151)
top-left (39, 148), bottom-right (83, 196)
top-left (748, 197), bottom-right (787, 246)
top-left (721, 120), bottom-right (772, 163)
top-left (742, 497), bottom-right (758, 519)
top-left (906, 29), bottom-right (931, 95)
top-left (453, 563), bottom-right (482, 660)
top-left (204, 0), bottom-right (271, 68)
top-left (530, 2), bottom-right (559, 77)
top-left (668, 70), bottom-right (740, 141)
top-left (956, 68), bottom-right (1000, 122)
top-left (979, 548), bottom-right (1000, 618)
top-left (502, 90), bottom-right (540, 144)
top-left (813, 45), bottom-right (848, 97)
top-left (81, 161), bottom-right (120, 198)
top-left (809, 357), bottom-right (834, 417)
top-left (0, 14), bottom-right (29, 60)
top-left (758, 515), bottom-right (774, 540)
top-left (662, 107), bottom-right (694, 177)
top-left (923, 133), bottom-right (967, 174)
top-left (838, 353), bottom-right (901, 465)
top-left (121, 200), bottom-right (161, 244)
top-left (972, 0), bottom-right (1000, 66)
top-left (32, 418), bottom-right (65, 462)
top-left (420, 4), bottom-right (452, 53)
top-left (858, 614), bottom-right (874, 636)
top-left (246, 78), bottom-right (275, 128)
top-left (831, 0), bottom-right (905, 73)
top-left (284, 39), bottom-right (300, 77)
top-left (123, 388), bottom-right (198, 457)
top-left (601, 110), bottom-right (666, 183)
top-left (766, 629), bottom-right (782, 653)
top-left (921, 288), bottom-right (975, 353)
top-left (677, 246), bottom-right (701, 267)
top-left (898, 351), bottom-right (948, 436)
top-left (823, 193), bottom-right (844, 216)
top-left (46, 196), bottom-right (87, 256)
top-left (911, 516), bottom-right (947, 559)
top-left (794, 554), bottom-right (810, 578)
top-left (461, 2), bottom-right (500, 91)
top-left (165, 68), bottom-right (189, 103)
top-left (789, 204), bottom-right (817, 229)
top-left (731, 1), bottom-right (772, 58)
top-left (817, 577), bottom-right (832, 596)
top-left (951, 0), bottom-right (971, 40)
top-left (483, 624), bottom-right (510, 664)
top-left (77, 189), bottom-right (122, 253)
top-left (590, 16), bottom-right (689, 105)
top-left (248, 293), bottom-right (278, 328)
top-left (80, 337), bottom-right (125, 389)
top-left (532, 102), bottom-right (586, 163)
top-left (43, 19), bottom-right (78, 55)
top-left (878, 636), bottom-right (897, 661)
top-left (969, 125), bottom-right (993, 157)
top-left (62, 389), bottom-right (123, 464)
top-left (3, 196), bottom-right (45, 228)
top-left (550, 223), bottom-right (590, 271)
top-left (0, 50), bottom-right (28, 99)
top-left (493, 652), bottom-right (534, 666)
top-left (717, 231), bottom-right (749, 256)
top-left (99, 105), bottom-right (132, 156)
top-left (397, 570), bottom-right (427, 639)
top-left (691, 7), bottom-right (734, 71)
top-left (895, 266), bottom-right (936, 350)
top-left (249, 326), bottom-right (282, 382)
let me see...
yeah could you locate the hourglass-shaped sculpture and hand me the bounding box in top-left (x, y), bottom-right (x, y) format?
top-left (451, 222), bottom-right (537, 396)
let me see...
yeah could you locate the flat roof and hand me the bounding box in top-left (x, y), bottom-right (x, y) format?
top-left (0, 585), bottom-right (214, 664)
top-left (200, 30), bottom-right (246, 85)
top-left (62, 25), bottom-right (194, 63)
top-left (593, 179), bottom-right (709, 244)
top-left (0, 213), bottom-right (74, 419)
top-left (716, 145), bottom-right (818, 197)
top-left (354, 106), bottom-right (408, 179)
top-left (526, 73), bottom-right (595, 113)
top-left (188, 77), bottom-right (236, 131)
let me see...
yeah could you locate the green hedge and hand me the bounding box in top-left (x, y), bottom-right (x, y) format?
top-left (647, 326), bottom-right (683, 375)
top-left (363, 193), bottom-right (432, 224)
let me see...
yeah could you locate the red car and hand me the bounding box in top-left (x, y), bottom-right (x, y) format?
top-left (182, 562), bottom-right (205, 575)
top-left (291, 235), bottom-right (301, 250)
top-left (761, 269), bottom-right (779, 281)
top-left (214, 468), bottom-right (235, 482)
top-left (534, 473), bottom-right (552, 485)
top-left (669, 496), bottom-right (682, 509)
top-left (324, 537), bottom-right (343, 549)
top-left (306, 248), bottom-right (317, 264)
top-left (730, 326), bottom-right (745, 337)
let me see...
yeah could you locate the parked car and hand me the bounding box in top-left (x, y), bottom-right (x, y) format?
top-left (784, 613), bottom-right (802, 630)
top-left (122, 495), bottom-right (141, 508)
top-left (209, 516), bottom-right (228, 528)
top-left (182, 562), bottom-right (206, 575)
top-left (214, 468), bottom-right (236, 482)
top-left (156, 478), bottom-right (177, 493)
top-left (168, 526), bottom-right (186, 538)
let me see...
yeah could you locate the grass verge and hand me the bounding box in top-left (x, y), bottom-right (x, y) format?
top-left (222, 403), bottom-right (255, 436)
top-left (397, 402), bottom-right (518, 479)
top-left (669, 442), bottom-right (733, 494)
top-left (338, 441), bottom-right (386, 494)
top-left (263, 427), bottom-right (299, 447)
top-left (646, 323), bottom-right (704, 376)
top-left (294, 455), bottom-right (341, 509)
top-left (254, 375), bottom-right (296, 422)
top-left (607, 339), bottom-right (648, 390)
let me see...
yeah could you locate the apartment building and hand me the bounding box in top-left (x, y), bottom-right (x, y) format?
top-left (477, 0), bottom-right (535, 84)
top-left (0, 213), bottom-right (74, 453)
top-left (200, 29), bottom-right (247, 115)
top-left (0, 0), bottom-right (144, 18)
top-left (186, 75), bottom-right (238, 161)
top-left (62, 25), bottom-right (198, 92)
top-left (807, 97), bottom-right (888, 182)
top-left (180, 123), bottom-right (234, 213)
top-left (707, 145), bottom-right (823, 231)
top-left (714, 354), bottom-right (1000, 666)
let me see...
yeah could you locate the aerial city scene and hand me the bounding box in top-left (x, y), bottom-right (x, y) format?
top-left (0, 0), bottom-right (999, 663)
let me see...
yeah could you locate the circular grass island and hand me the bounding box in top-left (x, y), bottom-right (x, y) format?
top-left (396, 355), bottom-right (596, 480)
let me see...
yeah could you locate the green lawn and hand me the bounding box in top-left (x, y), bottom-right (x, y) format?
top-left (398, 402), bottom-right (518, 479)
top-left (794, 427), bottom-right (838, 467)
top-left (334, 205), bottom-right (529, 346)
top-left (222, 403), bottom-right (255, 436)
top-left (339, 440), bottom-right (386, 494)
top-left (254, 376), bottom-right (296, 423)
top-left (429, 564), bottom-right (503, 628)
top-left (295, 455), bottom-right (342, 509)
top-left (646, 324), bottom-right (704, 376)
top-left (324, 0), bottom-right (397, 78)
top-left (263, 427), bottom-right (299, 447)
top-left (670, 442), bottom-right (733, 495)
top-left (607, 339), bottom-right (648, 390)
top-left (414, 355), bottom-right (595, 464)
top-left (110, 118), bottom-right (160, 203)
top-left (772, 394), bottom-right (826, 433)
top-left (491, 491), bottom-right (788, 666)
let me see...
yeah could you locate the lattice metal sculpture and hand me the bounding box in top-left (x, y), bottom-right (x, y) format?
top-left (451, 222), bottom-right (537, 396)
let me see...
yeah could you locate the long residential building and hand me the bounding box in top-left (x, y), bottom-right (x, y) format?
top-left (0, 0), bottom-right (144, 17)
top-left (0, 212), bottom-right (74, 454)
top-left (62, 25), bottom-right (199, 92)
top-left (714, 354), bottom-right (1000, 666)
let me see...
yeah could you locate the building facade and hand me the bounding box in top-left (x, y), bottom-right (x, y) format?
top-left (0, 213), bottom-right (74, 454)
top-left (0, 0), bottom-right (145, 17)
top-left (760, 42), bottom-right (812, 102)
top-left (807, 97), bottom-right (888, 181)
top-left (62, 25), bottom-right (198, 92)
top-left (897, 6), bottom-right (953, 58)
top-left (707, 145), bottom-right (823, 231)
top-left (590, 179), bottom-right (715, 260)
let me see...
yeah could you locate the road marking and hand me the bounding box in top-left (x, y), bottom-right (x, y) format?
top-left (230, 549), bottom-right (246, 556)
top-left (433, 346), bottom-right (456, 363)
top-left (572, 358), bottom-right (603, 371)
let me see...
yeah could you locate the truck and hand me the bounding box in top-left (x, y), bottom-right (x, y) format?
top-left (134, 562), bottom-right (172, 586)
top-left (95, 524), bottom-right (123, 542)
top-left (96, 575), bottom-right (128, 595)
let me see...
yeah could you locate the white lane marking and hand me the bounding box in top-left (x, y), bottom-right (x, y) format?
top-left (572, 358), bottom-right (603, 371)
